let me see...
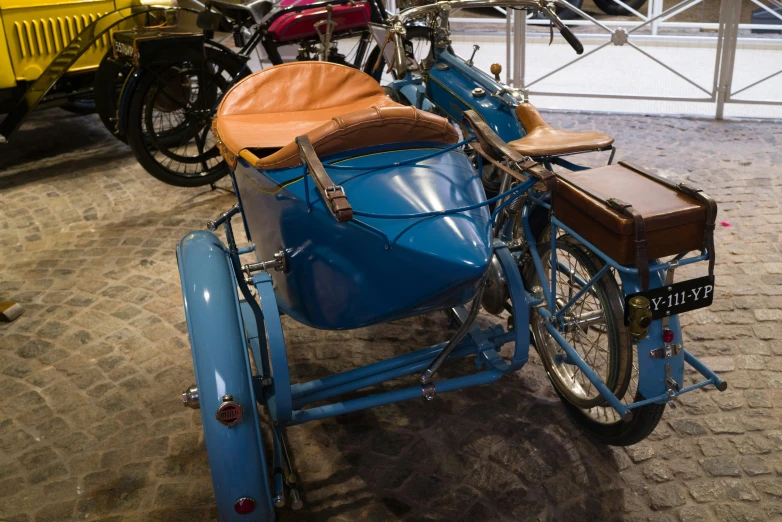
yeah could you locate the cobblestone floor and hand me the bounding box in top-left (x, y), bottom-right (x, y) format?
top-left (1, 108), bottom-right (781, 522)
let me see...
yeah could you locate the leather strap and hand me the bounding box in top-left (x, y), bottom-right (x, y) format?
top-left (471, 141), bottom-right (541, 190)
top-left (296, 135), bottom-right (353, 223)
top-left (620, 161), bottom-right (717, 280)
top-left (606, 198), bottom-right (650, 291)
top-left (462, 110), bottom-right (557, 191)
top-left (677, 183), bottom-right (717, 280)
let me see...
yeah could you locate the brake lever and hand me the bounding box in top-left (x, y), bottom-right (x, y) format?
top-left (548, 19), bottom-right (554, 46)
top-left (541, 4), bottom-right (584, 55)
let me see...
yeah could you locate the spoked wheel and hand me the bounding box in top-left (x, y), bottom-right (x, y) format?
top-left (94, 51), bottom-right (132, 142)
top-left (525, 234), bottom-right (665, 446)
top-left (126, 47), bottom-right (247, 187)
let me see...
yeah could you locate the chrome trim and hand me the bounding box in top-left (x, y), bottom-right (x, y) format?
top-left (649, 343), bottom-right (682, 360)
top-left (182, 384), bottom-right (200, 409)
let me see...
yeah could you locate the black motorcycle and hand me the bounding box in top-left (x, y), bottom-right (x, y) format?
top-left (98, 0), bottom-right (433, 187)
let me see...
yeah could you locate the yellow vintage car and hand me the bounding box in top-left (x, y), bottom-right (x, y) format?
top-left (0, 0), bottom-right (179, 140)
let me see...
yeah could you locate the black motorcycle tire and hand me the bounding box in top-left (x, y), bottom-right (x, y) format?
top-left (524, 234), bottom-right (665, 446)
top-left (126, 46), bottom-right (247, 187)
top-left (593, 0), bottom-right (647, 16)
top-left (61, 100), bottom-right (97, 115)
top-left (556, 0), bottom-right (585, 19)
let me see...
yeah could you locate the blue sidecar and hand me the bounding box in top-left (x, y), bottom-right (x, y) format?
top-left (179, 61), bottom-right (530, 521)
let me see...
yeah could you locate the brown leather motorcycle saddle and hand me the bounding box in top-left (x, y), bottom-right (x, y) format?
top-left (212, 62), bottom-right (458, 169)
top-left (510, 102), bottom-right (614, 157)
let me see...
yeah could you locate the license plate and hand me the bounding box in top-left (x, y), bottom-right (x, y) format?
top-left (115, 41), bottom-right (134, 58)
top-left (626, 276), bottom-right (715, 320)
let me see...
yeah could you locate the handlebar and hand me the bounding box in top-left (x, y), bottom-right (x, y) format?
top-left (393, 0), bottom-right (584, 56)
top-left (393, 30), bottom-right (408, 75)
top-left (541, 2), bottom-right (584, 55)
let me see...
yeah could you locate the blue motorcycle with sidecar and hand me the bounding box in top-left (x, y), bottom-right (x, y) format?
top-left (176, 2), bottom-right (727, 519)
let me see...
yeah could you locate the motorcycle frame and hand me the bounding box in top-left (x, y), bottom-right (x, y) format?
top-left (382, 17), bottom-right (726, 415)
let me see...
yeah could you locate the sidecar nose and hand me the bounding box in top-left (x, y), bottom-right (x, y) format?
top-left (397, 213), bottom-right (492, 282)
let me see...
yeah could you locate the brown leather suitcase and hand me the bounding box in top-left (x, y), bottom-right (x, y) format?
top-left (552, 161), bottom-right (717, 289)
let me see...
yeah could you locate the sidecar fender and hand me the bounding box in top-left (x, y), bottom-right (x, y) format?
top-left (177, 230), bottom-right (274, 522)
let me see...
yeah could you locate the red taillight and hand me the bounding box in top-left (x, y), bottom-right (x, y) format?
top-left (662, 329), bottom-right (675, 343)
top-left (234, 497), bottom-right (256, 515)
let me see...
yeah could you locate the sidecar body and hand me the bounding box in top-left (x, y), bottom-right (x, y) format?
top-left (179, 62), bottom-right (533, 521)
top-left (214, 62), bottom-right (493, 329)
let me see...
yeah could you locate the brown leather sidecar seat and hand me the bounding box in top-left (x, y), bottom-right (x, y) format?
top-left (213, 61), bottom-right (405, 168)
top-left (509, 102), bottom-right (614, 158)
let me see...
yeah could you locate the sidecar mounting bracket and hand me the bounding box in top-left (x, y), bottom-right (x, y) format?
top-left (207, 203), bottom-right (241, 231)
top-left (421, 382), bottom-right (436, 401)
top-left (243, 251), bottom-right (288, 279)
top-left (419, 283), bottom-right (485, 386)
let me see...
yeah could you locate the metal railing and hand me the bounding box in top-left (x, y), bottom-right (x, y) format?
top-left (430, 0), bottom-right (781, 118)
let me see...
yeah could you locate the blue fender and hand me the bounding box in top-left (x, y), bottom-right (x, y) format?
top-left (177, 230), bottom-right (274, 522)
top-left (618, 269), bottom-right (685, 403)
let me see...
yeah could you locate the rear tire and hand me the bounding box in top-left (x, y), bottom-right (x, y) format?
top-left (94, 51), bottom-right (133, 142)
top-left (556, 0), bottom-right (585, 20)
top-left (525, 234), bottom-right (664, 446)
top-left (61, 100), bottom-right (96, 115)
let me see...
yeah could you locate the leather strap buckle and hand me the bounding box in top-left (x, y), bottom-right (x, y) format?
top-left (297, 135), bottom-right (353, 223)
top-left (462, 110), bottom-right (557, 192)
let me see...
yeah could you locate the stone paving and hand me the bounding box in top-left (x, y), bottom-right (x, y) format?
top-left (0, 108), bottom-right (781, 522)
